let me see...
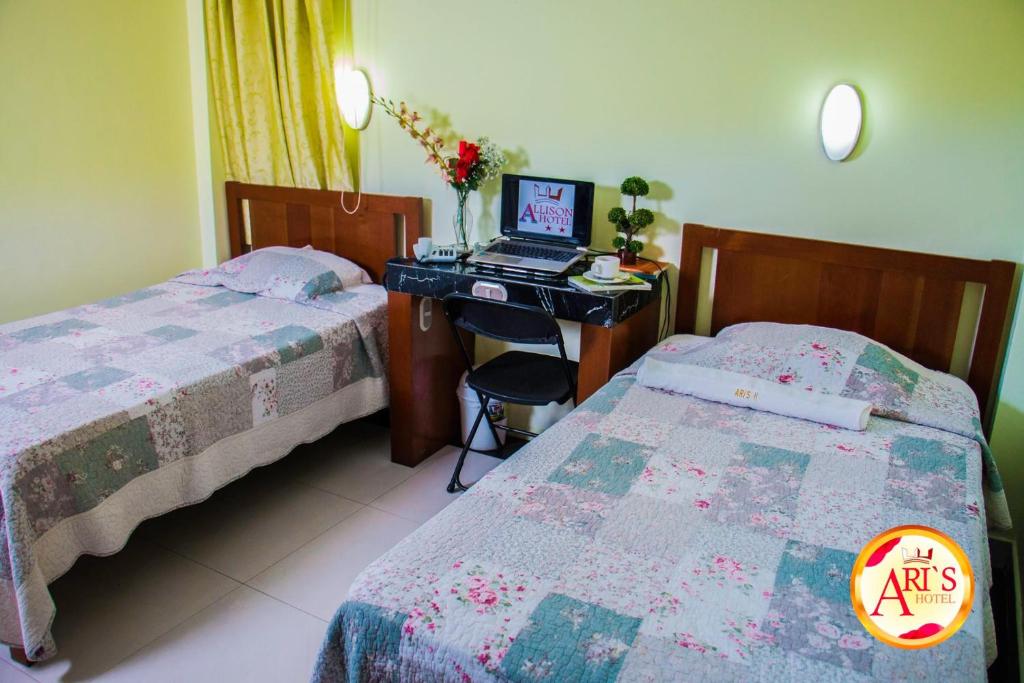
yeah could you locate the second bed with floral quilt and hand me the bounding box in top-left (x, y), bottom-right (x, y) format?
top-left (314, 323), bottom-right (1006, 682)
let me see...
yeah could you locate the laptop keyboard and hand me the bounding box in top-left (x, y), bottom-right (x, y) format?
top-left (490, 241), bottom-right (577, 262)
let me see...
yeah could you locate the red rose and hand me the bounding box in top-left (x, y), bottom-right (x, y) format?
top-left (459, 140), bottom-right (480, 164)
top-left (455, 140), bottom-right (480, 183)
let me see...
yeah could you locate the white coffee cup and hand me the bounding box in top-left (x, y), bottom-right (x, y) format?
top-left (592, 255), bottom-right (621, 278)
top-left (413, 237), bottom-right (433, 260)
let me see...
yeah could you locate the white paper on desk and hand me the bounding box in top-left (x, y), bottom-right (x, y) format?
top-left (636, 357), bottom-right (872, 431)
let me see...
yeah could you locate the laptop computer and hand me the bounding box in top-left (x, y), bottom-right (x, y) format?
top-left (467, 174), bottom-right (595, 275)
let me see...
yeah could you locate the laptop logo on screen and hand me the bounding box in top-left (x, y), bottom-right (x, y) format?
top-left (533, 184), bottom-right (564, 204)
top-left (518, 184), bottom-right (574, 235)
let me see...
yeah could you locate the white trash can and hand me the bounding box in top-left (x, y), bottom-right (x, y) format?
top-left (457, 372), bottom-right (507, 451)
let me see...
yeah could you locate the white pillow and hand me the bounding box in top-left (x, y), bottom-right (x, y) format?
top-left (172, 246), bottom-right (372, 303)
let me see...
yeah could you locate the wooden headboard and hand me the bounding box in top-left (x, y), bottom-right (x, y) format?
top-left (225, 181), bottom-right (423, 283)
top-left (676, 223), bottom-right (1017, 432)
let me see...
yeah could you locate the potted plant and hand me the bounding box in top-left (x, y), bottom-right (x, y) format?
top-left (607, 176), bottom-right (654, 265)
top-left (372, 97), bottom-right (506, 251)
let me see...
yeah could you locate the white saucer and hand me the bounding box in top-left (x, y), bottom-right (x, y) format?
top-left (582, 270), bottom-right (630, 283)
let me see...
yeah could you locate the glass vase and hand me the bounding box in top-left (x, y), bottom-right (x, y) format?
top-left (452, 187), bottom-right (473, 252)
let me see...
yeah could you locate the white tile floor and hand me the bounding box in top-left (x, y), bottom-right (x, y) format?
top-left (0, 418), bottom-right (502, 683)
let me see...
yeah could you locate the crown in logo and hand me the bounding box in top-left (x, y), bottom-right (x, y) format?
top-left (534, 184), bottom-right (563, 203)
top-left (901, 547), bottom-right (933, 564)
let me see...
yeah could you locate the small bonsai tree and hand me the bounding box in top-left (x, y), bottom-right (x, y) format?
top-left (608, 176), bottom-right (654, 263)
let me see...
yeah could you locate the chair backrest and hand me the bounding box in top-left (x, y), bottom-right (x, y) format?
top-left (443, 294), bottom-right (564, 346)
top-left (442, 294), bottom-right (575, 397)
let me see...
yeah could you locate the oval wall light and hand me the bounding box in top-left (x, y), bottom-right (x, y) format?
top-left (335, 67), bottom-right (372, 131)
top-left (820, 83), bottom-right (862, 161)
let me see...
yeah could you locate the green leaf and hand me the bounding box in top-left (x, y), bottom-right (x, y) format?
top-left (612, 236), bottom-right (626, 248)
top-left (629, 208), bottom-right (655, 228)
top-left (620, 176), bottom-right (650, 197)
top-left (628, 240), bottom-right (644, 253)
top-left (607, 206), bottom-right (627, 224)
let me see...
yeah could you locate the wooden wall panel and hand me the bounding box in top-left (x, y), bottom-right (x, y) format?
top-left (578, 299), bottom-right (660, 402)
top-left (913, 278), bottom-right (965, 370)
top-left (248, 200), bottom-right (288, 250)
top-left (332, 209), bottom-right (397, 283)
top-left (816, 264), bottom-right (881, 333)
top-left (872, 271), bottom-right (924, 356)
top-left (308, 205), bottom-right (335, 252)
top-left (284, 202), bottom-right (312, 248)
top-left (712, 251), bottom-right (822, 332)
top-left (387, 292), bottom-right (466, 466)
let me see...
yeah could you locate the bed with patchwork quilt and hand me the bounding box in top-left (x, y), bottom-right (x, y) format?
top-left (314, 323), bottom-right (1009, 682)
top-left (0, 247), bottom-right (390, 661)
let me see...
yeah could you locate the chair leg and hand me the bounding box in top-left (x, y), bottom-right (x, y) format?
top-left (447, 402), bottom-right (487, 493)
top-left (476, 390), bottom-right (505, 456)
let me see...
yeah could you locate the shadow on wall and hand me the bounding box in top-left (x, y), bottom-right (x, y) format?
top-left (479, 147), bottom-right (529, 238)
top-left (991, 399), bottom-right (1024, 576)
top-left (592, 179), bottom-right (679, 262)
top-left (418, 108), bottom-right (682, 255)
top-left (844, 84), bottom-right (872, 163)
top-left (423, 108), bottom-right (528, 242)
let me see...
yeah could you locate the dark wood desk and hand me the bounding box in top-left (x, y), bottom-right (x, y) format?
top-left (385, 258), bottom-right (662, 467)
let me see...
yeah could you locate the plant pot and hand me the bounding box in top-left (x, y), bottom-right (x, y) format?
top-left (617, 249), bottom-right (637, 265)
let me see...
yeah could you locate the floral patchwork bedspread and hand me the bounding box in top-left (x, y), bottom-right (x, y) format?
top-left (0, 281), bottom-right (388, 660)
top-left (314, 323), bottom-right (1002, 682)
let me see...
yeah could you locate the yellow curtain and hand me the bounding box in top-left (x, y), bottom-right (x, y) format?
top-left (205, 0), bottom-right (351, 190)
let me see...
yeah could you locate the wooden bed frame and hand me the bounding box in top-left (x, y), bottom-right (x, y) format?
top-left (225, 181), bottom-right (423, 282)
top-left (675, 223), bottom-right (1017, 434)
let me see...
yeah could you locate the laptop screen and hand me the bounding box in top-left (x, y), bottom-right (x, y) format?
top-left (500, 174), bottom-right (594, 247)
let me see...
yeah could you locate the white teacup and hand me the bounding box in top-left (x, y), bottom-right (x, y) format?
top-left (592, 255), bottom-right (621, 278)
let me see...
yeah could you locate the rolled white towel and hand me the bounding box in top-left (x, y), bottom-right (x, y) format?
top-left (636, 357), bottom-right (872, 431)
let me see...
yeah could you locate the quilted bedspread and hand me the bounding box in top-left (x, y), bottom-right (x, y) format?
top-left (314, 325), bottom-right (1004, 682)
top-left (0, 281), bottom-right (388, 660)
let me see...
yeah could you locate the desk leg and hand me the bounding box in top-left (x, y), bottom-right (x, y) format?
top-left (577, 299), bottom-right (660, 403)
top-left (388, 292), bottom-right (469, 467)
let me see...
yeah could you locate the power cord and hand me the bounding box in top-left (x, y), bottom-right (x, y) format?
top-left (339, 189), bottom-right (362, 215)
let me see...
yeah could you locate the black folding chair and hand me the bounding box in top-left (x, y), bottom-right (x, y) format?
top-left (442, 293), bottom-right (578, 493)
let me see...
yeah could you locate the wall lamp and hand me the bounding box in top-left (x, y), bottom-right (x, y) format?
top-left (820, 83), bottom-right (862, 161)
top-left (335, 66), bottom-right (372, 131)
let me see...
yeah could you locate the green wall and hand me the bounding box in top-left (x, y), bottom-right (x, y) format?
top-left (348, 0), bottom-right (1024, 533)
top-left (0, 0), bottom-right (203, 323)
top-left (994, 306), bottom-right (1024, 537)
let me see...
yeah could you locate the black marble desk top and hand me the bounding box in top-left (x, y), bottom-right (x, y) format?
top-left (384, 257), bottom-right (661, 328)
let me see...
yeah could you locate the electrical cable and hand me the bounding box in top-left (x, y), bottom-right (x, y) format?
top-left (337, 8), bottom-right (362, 217)
top-left (583, 248), bottom-right (673, 341)
top-left (339, 188), bottom-right (362, 214)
